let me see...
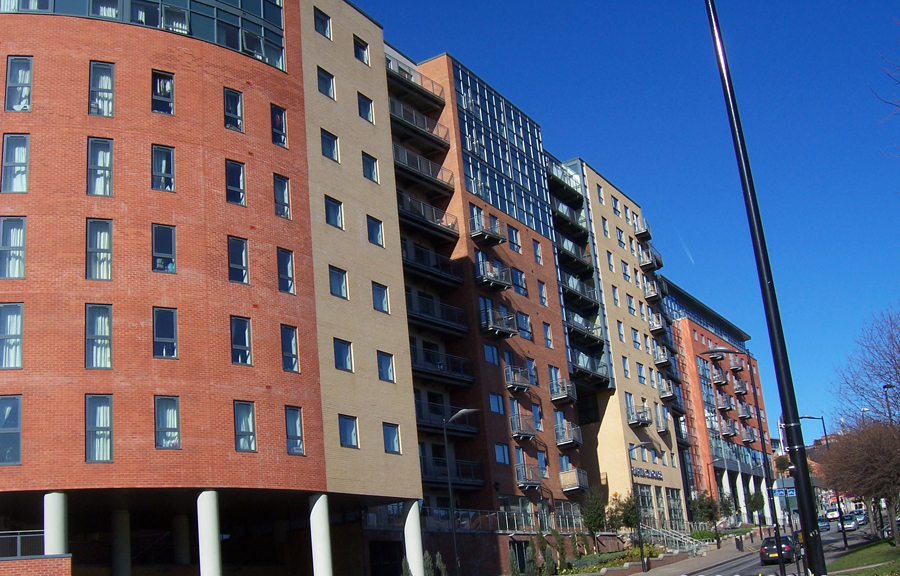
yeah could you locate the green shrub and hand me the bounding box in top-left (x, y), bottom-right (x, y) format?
top-left (691, 529), bottom-right (716, 540)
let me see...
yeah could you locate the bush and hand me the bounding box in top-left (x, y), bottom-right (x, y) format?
top-left (691, 529), bottom-right (716, 540)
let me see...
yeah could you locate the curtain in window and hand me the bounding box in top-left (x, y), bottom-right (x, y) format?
top-left (6, 60), bottom-right (31, 109)
top-left (0, 306), bottom-right (21, 368)
top-left (286, 409), bottom-right (303, 454)
top-left (91, 67), bottom-right (114, 114)
top-left (86, 396), bottom-right (112, 461)
top-left (1, 218), bottom-right (24, 278)
top-left (235, 403), bottom-right (255, 451)
top-left (87, 306), bottom-right (111, 368)
top-left (2, 137), bottom-right (28, 192)
top-left (336, 342), bottom-right (351, 370)
top-left (281, 329), bottom-right (297, 372)
top-left (155, 398), bottom-right (179, 448)
top-left (339, 417), bottom-right (357, 446)
top-left (95, 0), bottom-right (118, 17)
top-left (89, 141), bottom-right (112, 196)
top-left (231, 319), bottom-right (250, 363)
top-left (163, 7), bottom-right (188, 34)
top-left (0, 397), bottom-right (18, 463)
top-left (152, 147), bottom-right (172, 190)
top-left (0, 0), bottom-right (16, 12)
top-left (154, 75), bottom-right (172, 100)
top-left (87, 222), bottom-right (111, 280)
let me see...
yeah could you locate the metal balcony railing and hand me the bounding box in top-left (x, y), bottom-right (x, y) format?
top-left (421, 457), bottom-right (484, 485)
top-left (570, 350), bottom-right (610, 378)
top-left (649, 312), bottom-right (666, 333)
top-left (0, 530), bottom-right (44, 558)
top-left (549, 378), bottom-right (577, 403)
top-left (397, 191), bottom-right (458, 235)
top-left (639, 246), bottom-right (663, 270)
top-left (551, 197), bottom-right (588, 229)
top-left (480, 308), bottom-right (517, 335)
top-left (469, 214), bottom-right (507, 244)
top-left (401, 240), bottom-right (463, 283)
top-left (554, 422), bottom-right (582, 447)
top-left (733, 381), bottom-right (748, 395)
top-left (385, 55), bottom-right (445, 100)
top-left (653, 348), bottom-right (671, 366)
top-left (393, 143), bottom-right (454, 187)
top-left (415, 401), bottom-right (478, 433)
top-left (644, 280), bottom-right (662, 301)
top-left (738, 406), bottom-right (753, 419)
top-left (559, 468), bottom-right (589, 492)
top-left (504, 366), bottom-right (533, 391)
top-left (559, 271), bottom-right (598, 303)
top-left (635, 217), bottom-right (651, 239)
top-left (564, 310), bottom-right (604, 340)
top-left (509, 413), bottom-right (537, 439)
top-left (722, 423), bottom-right (738, 437)
top-left (658, 379), bottom-right (675, 399)
top-left (717, 398), bottom-right (734, 411)
top-left (389, 97), bottom-right (450, 142)
top-left (515, 463), bottom-right (543, 489)
top-left (555, 233), bottom-right (592, 266)
top-left (409, 346), bottom-right (473, 382)
top-left (657, 418), bottom-right (670, 434)
top-left (474, 260), bottom-right (512, 288)
top-left (363, 506), bottom-right (584, 534)
top-left (627, 406), bottom-right (653, 427)
top-left (742, 430), bottom-right (756, 443)
top-left (544, 153), bottom-right (580, 191)
top-left (406, 294), bottom-right (468, 332)
top-left (712, 369), bottom-right (728, 385)
top-left (730, 357), bottom-right (745, 372)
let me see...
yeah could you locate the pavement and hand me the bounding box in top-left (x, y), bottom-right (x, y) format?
top-left (641, 540), bottom-right (754, 576)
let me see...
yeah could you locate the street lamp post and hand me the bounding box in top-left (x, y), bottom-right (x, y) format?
top-left (799, 415), bottom-right (847, 550)
top-left (442, 408), bottom-right (478, 576)
top-left (861, 408), bottom-right (871, 424)
top-left (627, 441), bottom-right (652, 572)
top-left (884, 384), bottom-right (895, 426)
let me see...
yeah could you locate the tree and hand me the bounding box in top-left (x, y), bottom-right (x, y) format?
top-left (747, 491), bottom-right (766, 525)
top-left (606, 491), bottom-right (637, 532)
top-left (524, 545), bottom-right (536, 576)
top-left (544, 545), bottom-right (557, 576)
top-left (583, 485), bottom-right (608, 538)
top-left (435, 552), bottom-right (448, 576)
top-left (720, 493), bottom-right (735, 521)
top-left (510, 547), bottom-right (520, 576)
top-left (401, 558), bottom-right (411, 576)
top-left (691, 491), bottom-right (722, 547)
top-left (423, 551), bottom-right (434, 576)
top-left (774, 455), bottom-right (792, 476)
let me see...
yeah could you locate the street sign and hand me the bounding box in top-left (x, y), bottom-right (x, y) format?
top-left (787, 489), bottom-right (797, 497)
top-left (773, 488), bottom-right (786, 496)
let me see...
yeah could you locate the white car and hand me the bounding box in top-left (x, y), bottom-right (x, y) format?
top-left (826, 508), bottom-right (841, 520)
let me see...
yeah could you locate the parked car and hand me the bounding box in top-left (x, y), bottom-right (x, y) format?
top-left (826, 508), bottom-right (841, 520)
top-left (840, 514), bottom-right (859, 532)
top-left (760, 535), bottom-right (796, 565)
top-left (853, 510), bottom-right (869, 525)
top-left (818, 516), bottom-right (831, 531)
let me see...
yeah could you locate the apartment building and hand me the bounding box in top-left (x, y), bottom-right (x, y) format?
top-left (661, 276), bottom-right (774, 524)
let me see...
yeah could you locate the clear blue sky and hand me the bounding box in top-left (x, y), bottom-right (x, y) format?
top-left (359, 0), bottom-right (900, 442)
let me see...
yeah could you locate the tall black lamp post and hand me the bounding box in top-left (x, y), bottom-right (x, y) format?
top-left (442, 408), bottom-right (478, 576)
top-left (884, 384), bottom-right (895, 425)
top-left (799, 415), bottom-right (847, 550)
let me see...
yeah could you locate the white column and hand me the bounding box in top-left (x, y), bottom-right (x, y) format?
top-left (111, 510), bottom-right (131, 576)
top-left (309, 493), bottom-right (333, 576)
top-left (172, 515), bottom-right (191, 565)
top-left (403, 500), bottom-right (425, 576)
top-left (43, 492), bottom-right (67, 555)
top-left (197, 491), bottom-right (223, 576)
top-left (736, 472), bottom-right (748, 523)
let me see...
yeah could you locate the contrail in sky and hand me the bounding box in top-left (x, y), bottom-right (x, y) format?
top-left (680, 237), bottom-right (695, 265)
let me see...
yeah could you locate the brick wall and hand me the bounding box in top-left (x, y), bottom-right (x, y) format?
top-left (0, 555), bottom-right (71, 576)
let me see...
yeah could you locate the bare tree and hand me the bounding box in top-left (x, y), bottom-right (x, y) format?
top-left (831, 306), bottom-right (900, 424)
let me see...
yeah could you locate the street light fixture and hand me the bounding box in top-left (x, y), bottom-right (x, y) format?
top-left (861, 408), bottom-right (871, 424)
top-left (799, 415), bottom-right (847, 551)
top-left (627, 440), bottom-right (652, 572)
top-left (442, 408), bottom-right (479, 576)
top-left (884, 384), bottom-right (895, 425)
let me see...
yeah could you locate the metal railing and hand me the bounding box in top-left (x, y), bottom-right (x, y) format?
top-left (397, 191), bottom-right (458, 234)
top-left (509, 413), bottom-right (536, 438)
top-left (469, 214), bottom-right (507, 241)
top-left (555, 233), bottom-right (592, 265)
top-left (551, 197), bottom-right (588, 229)
top-left (733, 380), bottom-right (748, 395)
top-left (415, 401), bottom-right (478, 432)
top-left (406, 293), bottom-right (468, 330)
top-left (649, 312), bottom-right (666, 332)
top-left (559, 468), bottom-right (589, 491)
top-left (657, 417), bottom-right (670, 433)
top-left (388, 98), bottom-right (450, 142)
top-left (515, 463), bottom-right (543, 488)
top-left (549, 378), bottom-right (577, 402)
top-left (570, 350), bottom-right (609, 378)
top-left (409, 346), bottom-right (473, 380)
top-left (385, 55), bottom-right (445, 99)
top-left (361, 506), bottom-right (585, 534)
top-left (0, 530), bottom-right (43, 558)
top-left (474, 260), bottom-right (512, 285)
top-left (635, 217), bottom-right (652, 238)
top-left (420, 457), bottom-right (483, 484)
top-left (544, 153), bottom-right (581, 191)
top-left (480, 308), bottom-right (516, 333)
top-left (712, 369), bottom-right (728, 384)
top-left (644, 280), bottom-right (661, 300)
top-left (564, 309), bottom-right (604, 339)
top-left (554, 422), bottom-right (582, 446)
top-left (730, 357), bottom-right (745, 371)
top-left (658, 379), bottom-right (675, 399)
top-left (559, 271), bottom-right (598, 303)
top-left (504, 366), bottom-right (533, 390)
top-left (627, 406), bottom-right (652, 426)
top-left (641, 524), bottom-right (705, 556)
top-left (654, 348), bottom-right (671, 364)
top-left (393, 143), bottom-right (454, 187)
top-left (401, 241), bottom-right (463, 281)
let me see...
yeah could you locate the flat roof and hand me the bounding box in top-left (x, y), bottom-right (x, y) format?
top-left (660, 274), bottom-right (751, 342)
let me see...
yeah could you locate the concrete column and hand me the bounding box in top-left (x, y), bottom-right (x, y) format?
top-left (735, 472), bottom-right (748, 524)
top-left (309, 493), bottom-right (333, 576)
top-left (111, 510), bottom-right (131, 576)
top-left (43, 492), bottom-right (67, 555)
top-left (172, 515), bottom-right (191, 565)
top-left (197, 491), bottom-right (222, 576)
top-left (403, 500), bottom-right (424, 576)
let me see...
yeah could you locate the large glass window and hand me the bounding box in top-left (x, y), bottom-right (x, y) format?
top-left (382, 423), bottom-right (400, 454)
top-left (152, 224), bottom-right (175, 273)
top-left (274, 174), bottom-right (290, 219)
top-left (86, 304), bottom-right (112, 369)
top-left (151, 70), bottom-right (174, 114)
top-left (228, 236), bottom-right (248, 283)
top-left (230, 316), bottom-right (251, 365)
top-left (151, 145), bottom-right (174, 191)
top-left (86, 219), bottom-right (112, 281)
top-left (87, 138), bottom-right (113, 196)
top-left (339, 414), bottom-right (357, 448)
top-left (225, 160), bottom-right (245, 205)
top-left (285, 406), bottom-right (303, 454)
top-left (271, 104), bottom-right (286, 146)
top-left (154, 396), bottom-right (180, 449)
top-left (0, 217), bottom-right (25, 279)
top-left (1, 134), bottom-right (29, 193)
top-left (224, 88), bottom-right (243, 131)
top-left (277, 248), bottom-right (293, 293)
top-left (281, 325), bottom-right (298, 372)
top-left (234, 401), bottom-right (256, 451)
top-left (86, 395), bottom-right (112, 462)
top-left (153, 307), bottom-right (177, 358)
top-left (0, 396), bottom-right (21, 465)
top-left (5, 57), bottom-right (32, 112)
top-left (0, 304), bottom-right (22, 369)
top-left (89, 62), bottom-right (114, 116)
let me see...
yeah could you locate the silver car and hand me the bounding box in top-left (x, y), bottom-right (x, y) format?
top-left (840, 514), bottom-right (859, 531)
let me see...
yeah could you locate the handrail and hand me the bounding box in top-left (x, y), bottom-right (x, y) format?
top-left (397, 191), bottom-right (458, 233)
top-left (388, 97), bottom-right (450, 142)
top-left (544, 153), bottom-right (580, 190)
top-left (393, 143), bottom-right (454, 187)
top-left (0, 530), bottom-right (44, 558)
top-left (554, 422), bottom-right (582, 445)
top-left (401, 240), bottom-right (462, 280)
top-left (407, 293), bottom-right (467, 328)
top-left (549, 378), bottom-right (577, 402)
top-left (409, 346), bottom-right (472, 379)
top-left (384, 55), bottom-right (445, 99)
top-left (559, 271), bottom-right (598, 302)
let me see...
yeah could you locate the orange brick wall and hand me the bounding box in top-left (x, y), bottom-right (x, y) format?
top-left (0, 556), bottom-right (72, 576)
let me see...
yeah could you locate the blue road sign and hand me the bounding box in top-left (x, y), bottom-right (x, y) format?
top-left (773, 488), bottom-right (786, 496)
top-left (787, 489), bottom-right (797, 497)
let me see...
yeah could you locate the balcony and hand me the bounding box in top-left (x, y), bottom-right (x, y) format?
top-left (385, 54), bottom-right (444, 111)
top-left (717, 397), bottom-right (734, 412)
top-left (712, 369), bottom-right (728, 386)
top-left (480, 308), bottom-right (517, 338)
top-left (388, 97), bottom-right (450, 155)
top-left (660, 333), bottom-right (677, 353)
top-left (707, 349), bottom-right (725, 361)
top-left (515, 463), bottom-right (543, 490)
top-left (469, 214), bottom-right (507, 245)
top-left (627, 406), bottom-right (653, 427)
top-left (559, 271), bottom-right (600, 309)
top-left (733, 381), bottom-right (748, 395)
top-left (474, 260), bottom-right (513, 290)
top-left (555, 233), bottom-right (593, 273)
top-left (638, 246), bottom-right (663, 271)
top-left (415, 401), bottom-right (478, 437)
top-left (722, 423), bottom-right (738, 437)
top-left (564, 310), bottom-right (605, 346)
top-left (396, 191), bottom-right (459, 242)
top-left (0, 530), bottom-right (43, 559)
top-left (658, 379), bottom-right (675, 400)
top-left (657, 418), bottom-right (670, 435)
top-left (569, 350), bottom-right (611, 386)
top-left (549, 378), bottom-right (577, 404)
top-left (635, 217), bottom-right (651, 241)
top-left (559, 468), bottom-right (589, 492)
top-left (730, 357), bottom-right (745, 372)
top-left (742, 430), bottom-right (757, 443)
top-left (401, 241), bottom-right (463, 287)
top-left (643, 279), bottom-right (665, 303)
top-left (505, 366), bottom-right (533, 392)
top-left (409, 346), bottom-right (474, 387)
top-left (738, 406), bottom-right (753, 419)
top-left (421, 457), bottom-right (484, 490)
top-left (544, 153), bottom-right (582, 205)
top-left (554, 422), bottom-right (583, 448)
top-left (406, 294), bottom-right (468, 337)
top-left (666, 361), bottom-right (682, 383)
top-left (648, 312), bottom-right (667, 334)
top-left (510, 413), bottom-right (537, 440)
top-left (653, 348), bottom-right (671, 367)
top-left (393, 143), bottom-right (454, 197)
top-left (551, 197), bottom-right (589, 239)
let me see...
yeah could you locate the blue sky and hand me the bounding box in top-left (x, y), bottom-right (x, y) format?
top-left (359, 0), bottom-right (900, 442)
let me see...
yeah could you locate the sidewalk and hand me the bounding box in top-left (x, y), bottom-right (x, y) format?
top-left (641, 539), bottom-right (752, 576)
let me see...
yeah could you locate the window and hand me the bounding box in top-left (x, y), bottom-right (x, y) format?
top-left (627, 294), bottom-right (636, 316)
top-left (0, 217), bottom-right (25, 279)
top-left (317, 67), bottom-right (334, 99)
top-left (90, 0), bottom-right (118, 17)
top-left (225, 160), bottom-right (245, 205)
top-left (313, 7), bottom-right (331, 38)
top-left (382, 423), bottom-right (400, 454)
top-left (494, 443), bottom-right (509, 465)
top-left (286, 406), bottom-right (304, 455)
top-left (334, 338), bottom-right (352, 371)
top-left (508, 225), bottom-right (521, 253)
top-left (617, 321), bottom-right (624, 342)
top-left (527, 358), bottom-right (536, 384)
top-left (538, 281), bottom-right (547, 306)
top-left (357, 93), bottom-right (373, 123)
top-left (612, 286), bottom-right (619, 306)
top-left (538, 451), bottom-right (548, 477)
top-left (532, 403), bottom-right (542, 431)
top-left (362, 152), bottom-right (378, 182)
top-left (277, 248), bottom-right (294, 293)
top-left (641, 446), bottom-right (647, 462)
top-left (622, 260), bottom-right (631, 282)
top-left (1, 134), bottom-right (29, 193)
top-left (602, 217), bottom-right (609, 237)
top-left (612, 196), bottom-right (621, 216)
top-left (637, 362), bottom-right (646, 384)
top-left (0, 304), bottom-right (22, 369)
top-left (512, 268), bottom-right (527, 296)
top-left (517, 312), bottom-right (532, 340)
top-left (353, 36), bottom-right (369, 64)
top-left (616, 228), bottom-right (625, 249)
top-left (274, 174), bottom-right (290, 219)
top-left (372, 282), bottom-right (388, 313)
top-left (596, 184), bottom-right (604, 204)
top-left (0, 396), bottom-right (21, 464)
top-left (607, 251), bottom-right (614, 271)
top-left (151, 145), bottom-right (174, 191)
top-left (154, 396), bottom-right (180, 449)
top-left (484, 343), bottom-right (499, 365)
top-left (223, 88), bottom-right (243, 131)
top-left (153, 307), bottom-right (177, 358)
top-left (151, 224), bottom-right (176, 273)
top-left (324, 196), bottom-right (342, 228)
top-left (85, 304), bottom-right (112, 369)
top-left (228, 236), bottom-right (248, 283)
top-left (85, 395), bottom-right (112, 462)
top-left (639, 302), bottom-right (646, 320)
top-left (5, 57), bottom-right (32, 112)
top-left (629, 237), bottom-right (636, 256)
top-left (86, 219), bottom-right (112, 281)
top-left (230, 316), bottom-right (252, 365)
top-left (321, 129), bottom-right (338, 161)
top-left (543, 323), bottom-right (552, 348)
top-left (367, 216), bottom-right (383, 246)
top-left (489, 393), bottom-right (504, 414)
top-left (150, 70), bottom-right (174, 114)
top-left (629, 443), bottom-right (635, 460)
top-left (621, 356), bottom-right (630, 378)
top-left (645, 335), bottom-right (651, 353)
top-left (625, 206), bottom-right (631, 224)
top-left (271, 105), bottom-right (286, 146)
top-left (234, 401), bottom-right (256, 451)
top-left (377, 351), bottom-right (394, 382)
top-left (632, 328), bottom-right (640, 349)
top-left (89, 62), bottom-right (114, 117)
top-left (281, 325), bottom-right (299, 372)
top-left (87, 138), bottom-right (113, 196)
top-left (338, 414), bottom-right (358, 447)
top-left (329, 266), bottom-right (347, 298)
top-left (532, 239), bottom-right (542, 264)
